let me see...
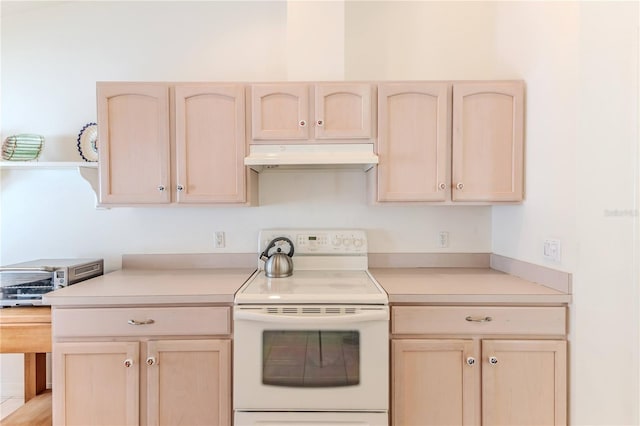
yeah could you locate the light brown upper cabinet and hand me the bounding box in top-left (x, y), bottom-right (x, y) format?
top-left (250, 83), bottom-right (373, 142)
top-left (97, 82), bottom-right (252, 206)
top-left (98, 83), bottom-right (171, 204)
top-left (377, 82), bottom-right (450, 202)
top-left (452, 81), bottom-right (524, 202)
top-left (174, 84), bottom-right (247, 203)
top-left (375, 80), bottom-right (524, 204)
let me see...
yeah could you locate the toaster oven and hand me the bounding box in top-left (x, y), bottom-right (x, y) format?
top-left (0, 258), bottom-right (103, 307)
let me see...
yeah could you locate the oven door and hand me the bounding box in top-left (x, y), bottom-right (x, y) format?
top-left (233, 305), bottom-right (389, 411)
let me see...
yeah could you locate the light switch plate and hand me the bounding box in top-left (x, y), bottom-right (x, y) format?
top-left (543, 239), bottom-right (561, 262)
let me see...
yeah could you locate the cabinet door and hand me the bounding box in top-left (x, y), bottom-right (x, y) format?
top-left (377, 83), bottom-right (449, 202)
top-left (482, 340), bottom-right (566, 426)
top-left (251, 84), bottom-right (309, 140)
top-left (53, 341), bottom-right (139, 426)
top-left (314, 83), bottom-right (372, 139)
top-left (97, 83), bottom-right (170, 204)
top-left (175, 85), bottom-right (246, 203)
top-left (392, 339), bottom-right (479, 426)
top-left (452, 81), bottom-right (524, 202)
top-left (146, 339), bottom-right (231, 426)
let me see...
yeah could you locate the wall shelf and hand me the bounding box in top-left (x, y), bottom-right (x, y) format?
top-left (1, 161), bottom-right (100, 203)
top-left (0, 161), bottom-right (97, 169)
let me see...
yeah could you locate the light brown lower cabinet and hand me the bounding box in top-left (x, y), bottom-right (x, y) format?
top-left (391, 306), bottom-right (567, 426)
top-left (53, 339), bottom-right (230, 426)
top-left (51, 306), bottom-right (232, 426)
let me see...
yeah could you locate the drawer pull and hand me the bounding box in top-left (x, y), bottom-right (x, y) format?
top-left (465, 316), bottom-right (493, 323)
top-left (489, 356), bottom-right (499, 365)
top-left (146, 356), bottom-right (156, 366)
top-left (466, 357), bottom-right (476, 366)
top-left (124, 359), bottom-right (134, 368)
top-left (127, 319), bottom-right (155, 326)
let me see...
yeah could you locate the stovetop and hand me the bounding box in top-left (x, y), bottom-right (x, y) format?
top-left (235, 229), bottom-right (388, 305)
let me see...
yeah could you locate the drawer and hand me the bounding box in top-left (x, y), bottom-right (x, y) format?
top-left (392, 306), bottom-right (566, 336)
top-left (53, 306), bottom-right (230, 337)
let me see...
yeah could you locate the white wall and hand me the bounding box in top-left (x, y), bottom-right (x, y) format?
top-left (0, 1), bottom-right (491, 396)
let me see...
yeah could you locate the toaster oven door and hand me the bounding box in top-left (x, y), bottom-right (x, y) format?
top-left (0, 269), bottom-right (54, 307)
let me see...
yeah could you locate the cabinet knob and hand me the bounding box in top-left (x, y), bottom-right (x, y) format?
top-left (456, 182), bottom-right (464, 190)
top-left (489, 356), bottom-right (499, 365)
top-left (157, 185), bottom-right (166, 192)
top-left (317, 120), bottom-right (324, 127)
top-left (438, 182), bottom-right (446, 190)
top-left (146, 356), bottom-right (156, 366)
top-left (177, 185), bottom-right (184, 191)
top-left (299, 120), bottom-right (307, 127)
top-left (466, 357), bottom-right (476, 366)
top-left (124, 359), bottom-right (134, 368)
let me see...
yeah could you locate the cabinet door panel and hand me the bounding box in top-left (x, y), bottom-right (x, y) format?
top-left (315, 84), bottom-right (372, 139)
top-left (482, 340), bottom-right (566, 426)
top-left (175, 85), bottom-right (246, 203)
top-left (251, 84), bottom-right (309, 140)
top-left (392, 339), bottom-right (478, 426)
top-left (452, 82), bottom-right (524, 201)
top-left (97, 83), bottom-right (170, 204)
top-left (146, 339), bottom-right (231, 426)
top-left (53, 341), bottom-right (139, 426)
top-left (378, 83), bottom-right (449, 202)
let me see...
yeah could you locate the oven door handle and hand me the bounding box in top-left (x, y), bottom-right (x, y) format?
top-left (234, 309), bottom-right (388, 324)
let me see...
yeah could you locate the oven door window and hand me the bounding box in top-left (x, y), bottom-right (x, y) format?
top-left (263, 330), bottom-right (360, 387)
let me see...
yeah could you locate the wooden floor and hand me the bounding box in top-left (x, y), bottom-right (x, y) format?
top-left (0, 390), bottom-right (51, 426)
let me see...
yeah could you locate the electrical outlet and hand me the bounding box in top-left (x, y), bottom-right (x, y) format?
top-left (215, 231), bottom-right (225, 248)
top-left (543, 239), bottom-right (561, 262)
top-left (438, 231), bottom-right (449, 248)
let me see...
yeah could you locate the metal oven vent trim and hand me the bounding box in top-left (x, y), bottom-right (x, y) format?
top-left (262, 306), bottom-right (363, 316)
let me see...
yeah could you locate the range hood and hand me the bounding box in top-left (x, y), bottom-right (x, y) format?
top-left (244, 143), bottom-right (378, 172)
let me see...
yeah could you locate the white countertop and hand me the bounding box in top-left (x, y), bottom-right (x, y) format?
top-left (370, 268), bottom-right (571, 304)
top-left (43, 268), bottom-right (255, 306)
top-left (43, 263), bottom-right (570, 307)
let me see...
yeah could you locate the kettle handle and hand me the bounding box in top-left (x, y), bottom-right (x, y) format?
top-left (261, 237), bottom-right (295, 259)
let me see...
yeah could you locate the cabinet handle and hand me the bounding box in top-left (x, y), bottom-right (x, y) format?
top-left (127, 319), bottom-right (155, 326)
top-left (317, 120), bottom-right (324, 126)
top-left (146, 356), bottom-right (156, 366)
top-left (438, 182), bottom-right (446, 190)
top-left (176, 185), bottom-right (184, 191)
top-left (466, 357), bottom-right (476, 366)
top-left (456, 182), bottom-right (464, 190)
top-left (299, 120), bottom-right (307, 127)
top-left (157, 185), bottom-right (166, 192)
top-left (489, 356), bottom-right (499, 365)
top-left (465, 316), bottom-right (492, 323)
top-left (124, 359), bottom-right (134, 368)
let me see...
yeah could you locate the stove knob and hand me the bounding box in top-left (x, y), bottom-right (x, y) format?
top-left (342, 238), bottom-right (352, 247)
top-left (353, 238), bottom-right (364, 248)
top-left (332, 237), bottom-right (342, 246)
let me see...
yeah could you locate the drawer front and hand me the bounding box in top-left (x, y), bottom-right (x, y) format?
top-left (53, 306), bottom-right (230, 337)
top-left (392, 306), bottom-right (566, 336)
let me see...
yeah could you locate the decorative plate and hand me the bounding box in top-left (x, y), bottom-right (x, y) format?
top-left (76, 122), bottom-right (98, 162)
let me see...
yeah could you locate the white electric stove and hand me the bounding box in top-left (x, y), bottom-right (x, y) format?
top-left (235, 228), bottom-right (388, 305)
top-left (233, 229), bottom-right (389, 426)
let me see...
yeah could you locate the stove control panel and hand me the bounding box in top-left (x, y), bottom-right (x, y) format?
top-left (259, 229), bottom-right (367, 255)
